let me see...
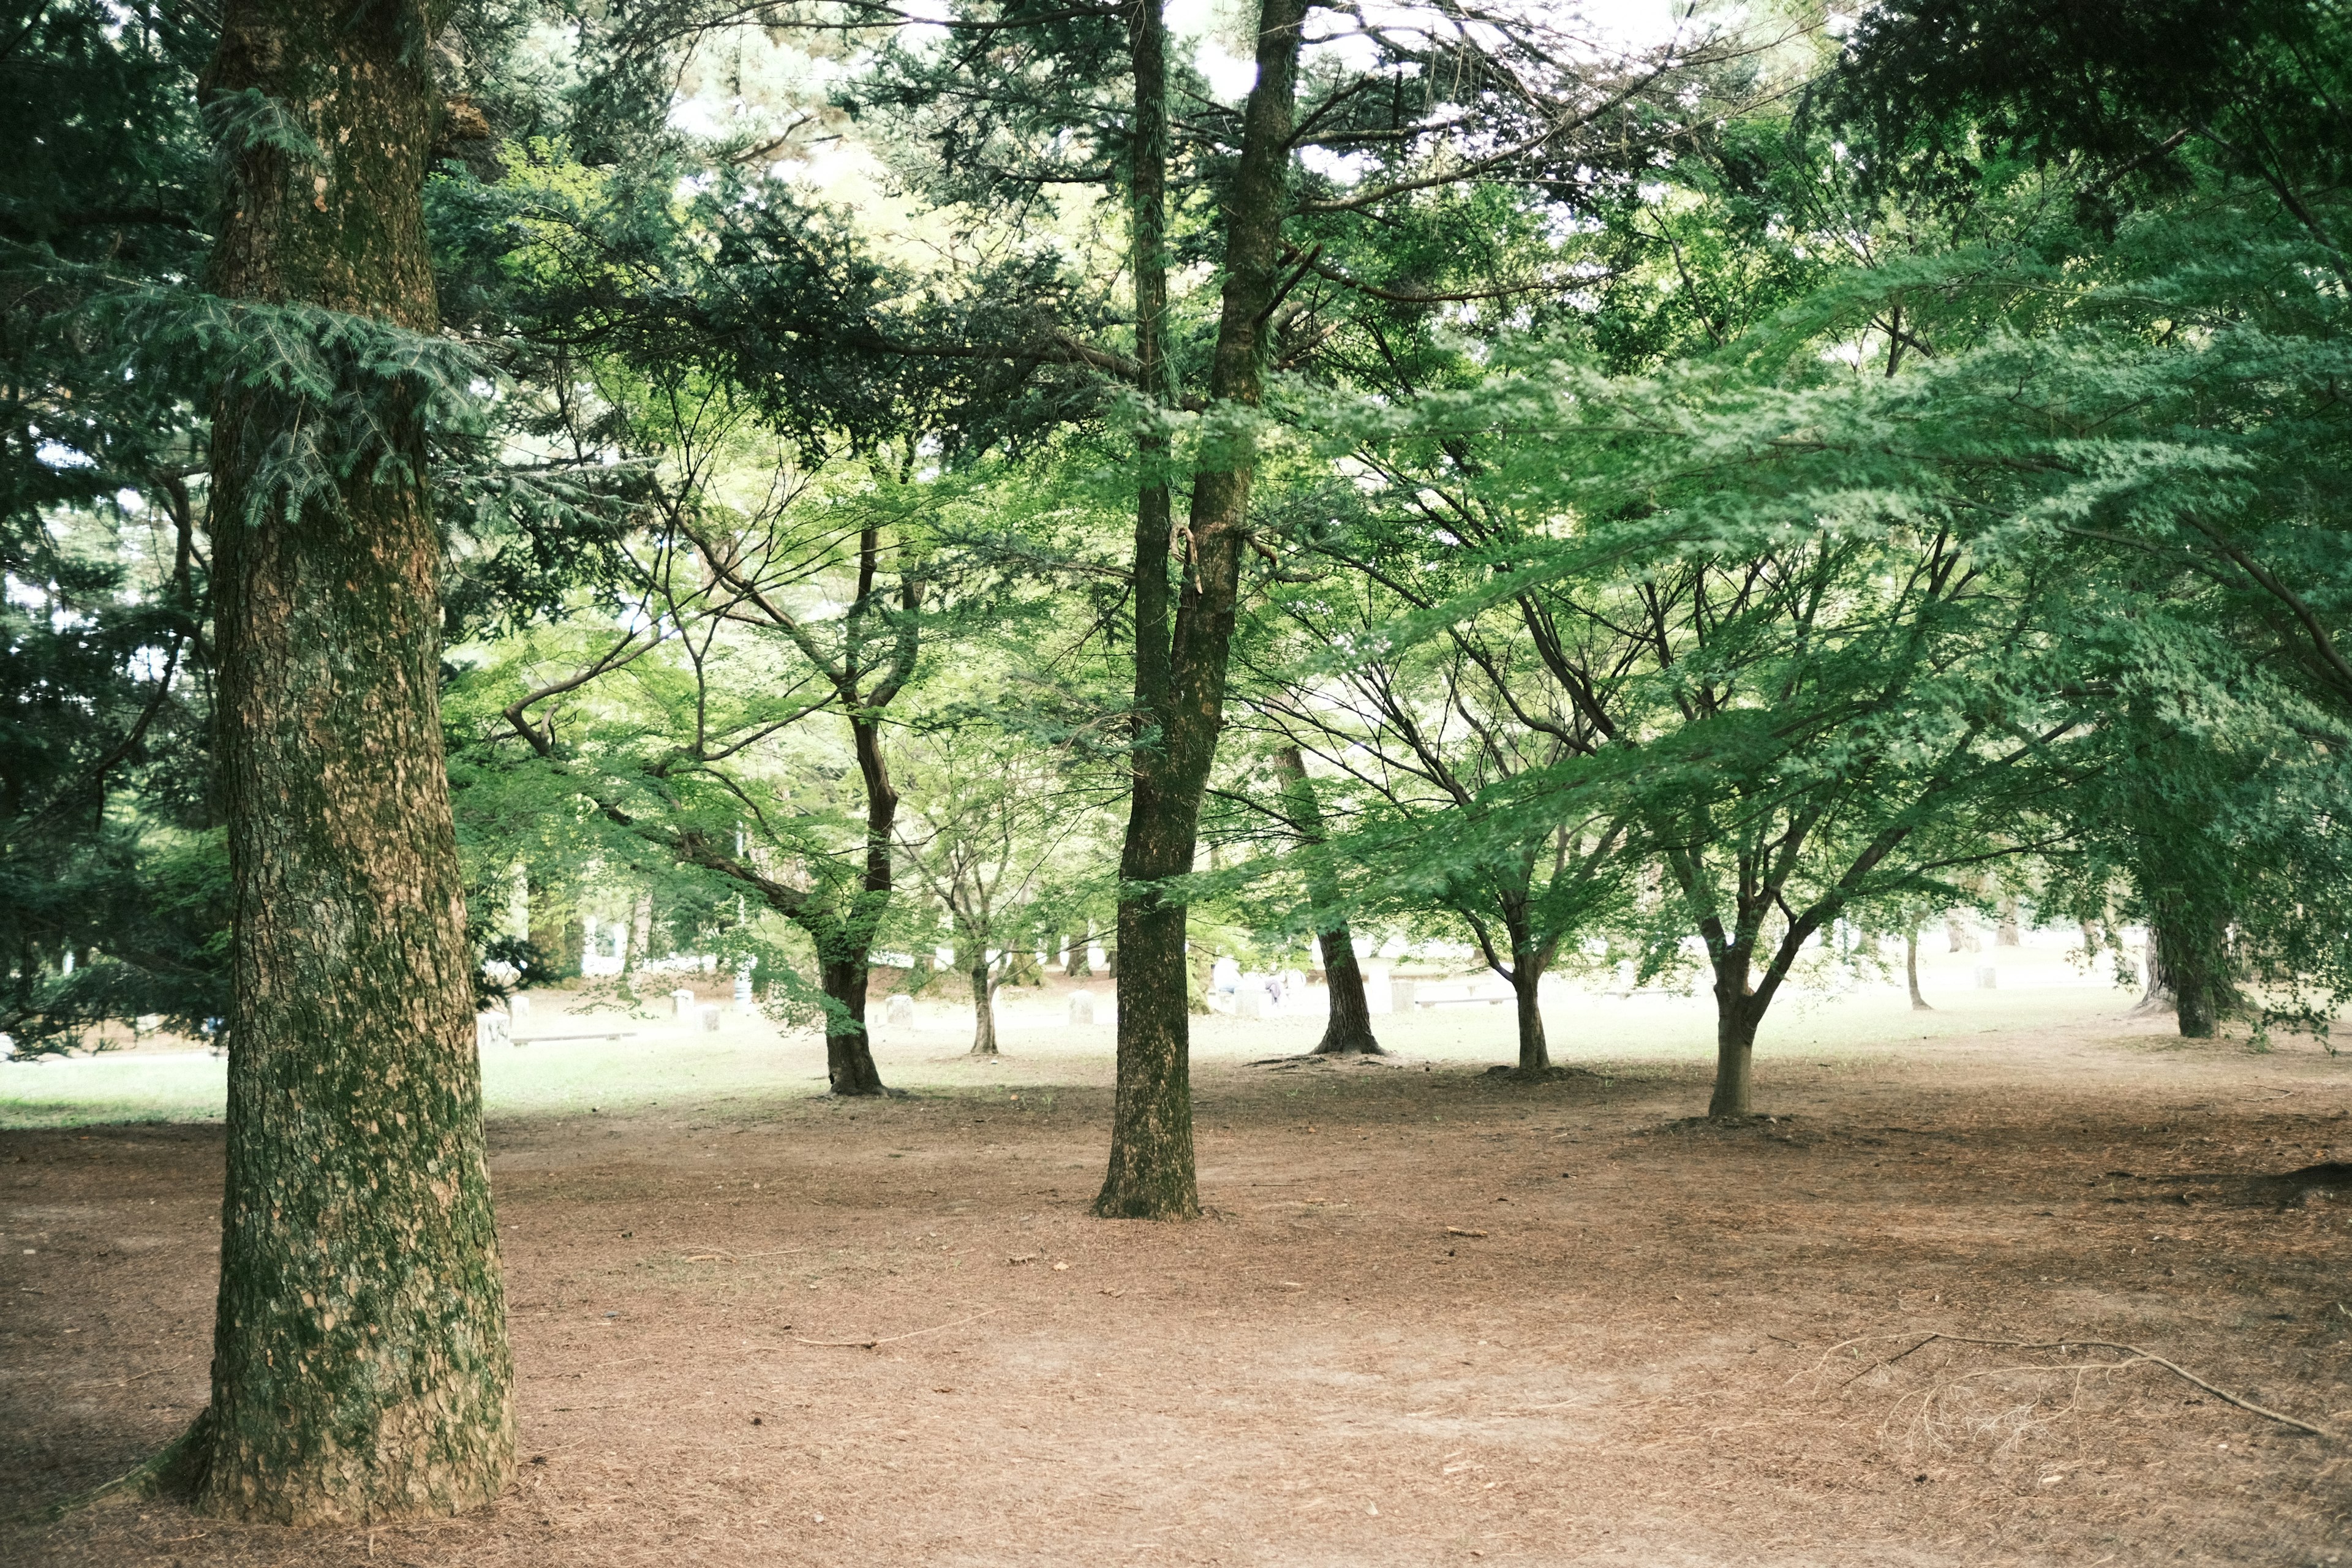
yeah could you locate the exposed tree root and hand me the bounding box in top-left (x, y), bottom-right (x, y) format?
top-left (21, 1408), bottom-right (211, 1523)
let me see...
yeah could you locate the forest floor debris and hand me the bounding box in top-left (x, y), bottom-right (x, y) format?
top-left (3, 1001), bottom-right (2346, 1565)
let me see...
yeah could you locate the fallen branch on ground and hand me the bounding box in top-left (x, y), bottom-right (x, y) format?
top-left (794, 1307), bottom-right (999, 1349)
top-left (1825, 1331), bottom-right (2335, 1439)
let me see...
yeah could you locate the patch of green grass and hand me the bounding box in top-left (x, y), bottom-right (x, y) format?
top-left (0, 981), bottom-right (2140, 1131)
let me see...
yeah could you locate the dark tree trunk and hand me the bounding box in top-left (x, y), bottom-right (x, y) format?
top-left (1709, 992), bottom-right (1762, 1118)
top-left (1101, 0), bottom-right (1308, 1221)
top-left (2157, 908), bottom-right (2237, 1039)
top-left (820, 957), bottom-right (884, 1093)
top-left (1512, 962), bottom-right (1551, 1072)
top-left (815, 712), bottom-right (898, 1095)
top-left (1704, 936), bottom-right (1765, 1117)
top-left (185, 0), bottom-right (513, 1521)
top-left (1315, 932), bottom-right (1381, 1055)
top-left (1905, 922), bottom-right (1932, 1011)
top-left (1272, 743), bottom-right (1381, 1055)
top-left (1064, 933), bottom-right (1090, 978)
top-left (970, 962), bottom-right (999, 1055)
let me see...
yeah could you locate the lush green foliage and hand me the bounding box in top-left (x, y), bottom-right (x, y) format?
top-left (10, 0), bottom-right (2346, 1084)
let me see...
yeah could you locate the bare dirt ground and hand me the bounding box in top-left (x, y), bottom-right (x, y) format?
top-left (4, 1006), bottom-right (2348, 1566)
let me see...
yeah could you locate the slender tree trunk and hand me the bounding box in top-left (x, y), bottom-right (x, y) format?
top-left (1512, 963), bottom-right (1551, 1072)
top-left (184, 0), bottom-right (513, 1520)
top-left (527, 868), bottom-right (570, 979)
top-left (1905, 922), bottom-right (1932, 1011)
top-left (1101, 0), bottom-right (1307, 1221)
top-left (1064, 933), bottom-right (1090, 978)
top-left (970, 961), bottom-right (999, 1055)
top-left (1271, 743), bottom-right (1381, 1054)
top-left (1708, 952), bottom-right (1762, 1118)
top-left (815, 712), bottom-right (899, 1095)
top-left (625, 889), bottom-right (654, 976)
top-left (1710, 1006), bottom-right (1760, 1118)
top-left (2133, 924), bottom-right (2177, 1014)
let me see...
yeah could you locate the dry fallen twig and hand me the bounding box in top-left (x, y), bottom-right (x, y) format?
top-left (794, 1307), bottom-right (999, 1350)
top-left (1833, 1332), bottom-right (2335, 1439)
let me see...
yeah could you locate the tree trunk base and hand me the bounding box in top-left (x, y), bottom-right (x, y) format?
top-left (1310, 1035), bottom-right (1385, 1057)
top-left (1482, 1063), bottom-right (1597, 1084)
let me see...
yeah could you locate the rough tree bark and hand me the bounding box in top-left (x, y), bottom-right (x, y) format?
top-left (179, 0), bottom-right (513, 1520)
top-left (1270, 744), bottom-right (1381, 1055)
top-left (1711, 987), bottom-right (1764, 1118)
top-left (1100, 0), bottom-right (1308, 1220)
top-left (1509, 959), bottom-right (1551, 1072)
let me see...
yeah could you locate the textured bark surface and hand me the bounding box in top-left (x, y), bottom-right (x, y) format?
top-left (969, 962), bottom-right (1000, 1055)
top-left (1709, 1001), bottom-right (1760, 1119)
top-left (1511, 963), bottom-right (1551, 1072)
top-left (194, 0), bottom-right (513, 1522)
top-left (1101, 0), bottom-right (1307, 1221)
top-left (819, 957), bottom-right (885, 1093)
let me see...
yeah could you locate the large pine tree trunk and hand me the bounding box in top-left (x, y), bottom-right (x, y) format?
top-left (1100, 0), bottom-right (1307, 1221)
top-left (188, 0), bottom-right (513, 1521)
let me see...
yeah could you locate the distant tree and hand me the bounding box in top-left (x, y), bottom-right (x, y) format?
top-left (896, 728), bottom-right (1093, 1054)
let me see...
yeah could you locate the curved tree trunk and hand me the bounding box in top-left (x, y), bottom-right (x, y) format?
top-left (818, 712), bottom-right (899, 1095)
top-left (1905, 922), bottom-right (1932, 1011)
top-left (820, 956), bottom-right (885, 1093)
top-left (186, 0), bottom-right (513, 1521)
top-left (1271, 743), bottom-right (1381, 1055)
top-left (1314, 930), bottom-right (1382, 1055)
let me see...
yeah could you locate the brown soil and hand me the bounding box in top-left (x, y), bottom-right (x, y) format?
top-left (4, 1012), bottom-right (2348, 1566)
